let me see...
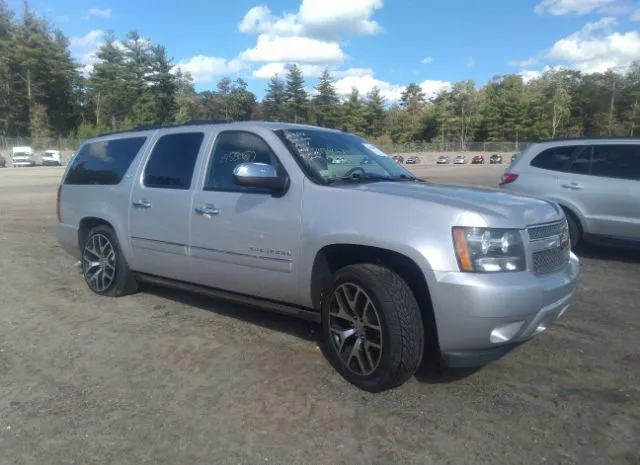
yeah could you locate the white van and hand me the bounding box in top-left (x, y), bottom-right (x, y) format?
top-left (12, 146), bottom-right (36, 167)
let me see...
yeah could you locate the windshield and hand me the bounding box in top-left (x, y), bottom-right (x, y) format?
top-left (274, 128), bottom-right (421, 184)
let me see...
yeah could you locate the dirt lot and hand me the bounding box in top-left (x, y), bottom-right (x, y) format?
top-left (1, 165), bottom-right (639, 465)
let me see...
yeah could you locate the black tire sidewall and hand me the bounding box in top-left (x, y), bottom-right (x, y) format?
top-left (321, 266), bottom-right (422, 391)
top-left (565, 211), bottom-right (581, 249)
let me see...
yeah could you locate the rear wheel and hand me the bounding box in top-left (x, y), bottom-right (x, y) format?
top-left (321, 264), bottom-right (424, 392)
top-left (81, 224), bottom-right (138, 297)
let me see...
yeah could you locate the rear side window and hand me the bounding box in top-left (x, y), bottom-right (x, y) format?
top-left (530, 145), bottom-right (581, 171)
top-left (590, 145), bottom-right (640, 181)
top-left (64, 136), bottom-right (146, 185)
top-left (143, 132), bottom-right (204, 189)
top-left (568, 149), bottom-right (591, 175)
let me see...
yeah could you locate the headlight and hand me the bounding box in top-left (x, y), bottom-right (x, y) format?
top-left (452, 227), bottom-right (526, 272)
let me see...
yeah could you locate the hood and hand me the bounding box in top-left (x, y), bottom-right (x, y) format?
top-left (346, 181), bottom-right (562, 228)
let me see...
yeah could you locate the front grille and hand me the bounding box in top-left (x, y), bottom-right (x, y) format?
top-left (528, 220), bottom-right (564, 241)
top-left (528, 220), bottom-right (570, 275)
top-left (532, 246), bottom-right (570, 275)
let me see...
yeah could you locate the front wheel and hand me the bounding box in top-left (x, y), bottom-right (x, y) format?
top-left (321, 264), bottom-right (424, 392)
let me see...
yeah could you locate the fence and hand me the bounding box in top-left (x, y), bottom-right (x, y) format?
top-left (1, 136), bottom-right (532, 157)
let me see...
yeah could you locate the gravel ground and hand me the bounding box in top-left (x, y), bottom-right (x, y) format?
top-left (0, 165), bottom-right (639, 465)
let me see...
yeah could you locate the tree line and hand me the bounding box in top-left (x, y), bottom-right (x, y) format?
top-left (1, 1), bottom-right (639, 149)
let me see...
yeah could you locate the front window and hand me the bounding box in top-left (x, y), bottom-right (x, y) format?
top-left (274, 128), bottom-right (421, 185)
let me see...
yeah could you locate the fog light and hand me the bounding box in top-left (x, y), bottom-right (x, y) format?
top-left (490, 321), bottom-right (524, 344)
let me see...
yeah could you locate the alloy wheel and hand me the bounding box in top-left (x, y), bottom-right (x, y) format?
top-left (83, 233), bottom-right (116, 293)
top-left (328, 283), bottom-right (383, 376)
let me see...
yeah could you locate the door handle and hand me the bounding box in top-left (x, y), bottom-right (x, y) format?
top-left (195, 204), bottom-right (220, 216)
top-left (132, 199), bottom-right (152, 208)
top-left (561, 182), bottom-right (583, 190)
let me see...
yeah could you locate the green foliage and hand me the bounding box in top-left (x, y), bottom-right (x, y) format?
top-left (2, 1), bottom-right (640, 150)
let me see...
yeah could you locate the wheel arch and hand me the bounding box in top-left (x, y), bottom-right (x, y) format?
top-left (78, 217), bottom-right (116, 250)
top-left (310, 243), bottom-right (441, 358)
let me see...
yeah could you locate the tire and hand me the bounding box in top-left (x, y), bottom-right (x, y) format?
top-left (81, 224), bottom-right (138, 297)
top-left (320, 264), bottom-right (424, 392)
top-left (564, 209), bottom-right (582, 250)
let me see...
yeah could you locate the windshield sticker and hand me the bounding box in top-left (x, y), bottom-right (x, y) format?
top-left (363, 143), bottom-right (388, 157)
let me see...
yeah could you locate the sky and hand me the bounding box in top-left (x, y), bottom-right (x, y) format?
top-left (9, 0), bottom-right (640, 100)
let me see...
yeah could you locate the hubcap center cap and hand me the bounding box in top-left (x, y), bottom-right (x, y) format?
top-left (354, 320), bottom-right (365, 336)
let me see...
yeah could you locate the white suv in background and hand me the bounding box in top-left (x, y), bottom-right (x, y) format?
top-left (499, 137), bottom-right (640, 249)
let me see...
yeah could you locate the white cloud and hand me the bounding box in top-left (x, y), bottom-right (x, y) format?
top-left (174, 56), bottom-right (247, 84)
top-left (70, 29), bottom-right (105, 76)
top-left (632, 8), bottom-right (640, 20)
top-left (252, 63), bottom-right (327, 79)
top-left (239, 34), bottom-right (347, 64)
top-left (54, 15), bottom-right (70, 23)
top-left (534, 0), bottom-right (617, 15)
top-left (545, 17), bottom-right (640, 73)
top-left (331, 72), bottom-right (451, 102)
top-left (86, 8), bottom-right (112, 19)
top-left (421, 56), bottom-right (434, 64)
top-left (519, 70), bottom-right (543, 83)
top-left (466, 57), bottom-right (476, 68)
top-left (419, 80), bottom-right (452, 99)
top-left (334, 67), bottom-right (374, 78)
top-left (236, 0), bottom-right (383, 68)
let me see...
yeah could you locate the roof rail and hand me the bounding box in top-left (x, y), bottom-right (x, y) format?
top-left (96, 119), bottom-right (235, 138)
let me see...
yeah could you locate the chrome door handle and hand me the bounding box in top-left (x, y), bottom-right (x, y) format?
top-left (132, 199), bottom-right (152, 208)
top-left (561, 182), bottom-right (583, 190)
top-left (195, 204), bottom-right (220, 216)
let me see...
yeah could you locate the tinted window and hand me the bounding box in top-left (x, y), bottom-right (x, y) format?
top-left (530, 146), bottom-right (581, 171)
top-left (568, 148), bottom-right (591, 175)
top-left (590, 145), bottom-right (640, 181)
top-left (205, 131), bottom-right (284, 193)
top-left (64, 137), bottom-right (146, 185)
top-left (144, 132), bottom-right (204, 189)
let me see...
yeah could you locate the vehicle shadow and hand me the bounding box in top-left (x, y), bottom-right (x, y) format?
top-left (141, 283), bottom-right (321, 343)
top-left (141, 283), bottom-right (497, 386)
top-left (576, 242), bottom-right (640, 264)
top-left (414, 358), bottom-right (483, 384)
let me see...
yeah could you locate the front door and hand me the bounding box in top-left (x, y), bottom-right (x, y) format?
top-left (188, 129), bottom-right (304, 304)
top-left (129, 130), bottom-right (208, 281)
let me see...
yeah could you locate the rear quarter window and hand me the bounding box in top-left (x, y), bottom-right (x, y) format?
top-left (64, 136), bottom-right (147, 185)
top-left (529, 145), bottom-right (582, 172)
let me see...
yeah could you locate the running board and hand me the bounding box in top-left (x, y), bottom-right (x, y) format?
top-left (134, 272), bottom-right (321, 323)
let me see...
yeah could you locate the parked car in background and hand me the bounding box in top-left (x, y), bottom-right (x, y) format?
top-left (55, 120), bottom-right (580, 392)
top-left (471, 155), bottom-right (485, 164)
top-left (12, 146), bottom-right (36, 167)
top-left (42, 149), bottom-right (62, 166)
top-left (405, 155), bottom-right (420, 164)
top-left (436, 155), bottom-right (450, 164)
top-left (454, 155), bottom-right (466, 164)
top-left (0, 154), bottom-right (6, 167)
top-left (511, 153), bottom-right (518, 162)
top-left (499, 137), bottom-right (640, 250)
top-left (392, 155), bottom-right (404, 163)
top-left (490, 154), bottom-right (503, 164)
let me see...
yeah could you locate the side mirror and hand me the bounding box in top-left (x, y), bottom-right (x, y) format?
top-left (233, 162), bottom-right (286, 192)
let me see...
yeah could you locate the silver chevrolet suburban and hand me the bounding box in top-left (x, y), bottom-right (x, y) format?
top-left (56, 121), bottom-right (580, 392)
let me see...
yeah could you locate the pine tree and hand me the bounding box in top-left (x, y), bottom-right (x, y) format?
top-left (284, 64), bottom-right (308, 123)
top-left (313, 68), bottom-right (340, 128)
top-left (341, 87), bottom-right (367, 135)
top-left (262, 74), bottom-right (286, 121)
top-left (365, 86), bottom-right (385, 137)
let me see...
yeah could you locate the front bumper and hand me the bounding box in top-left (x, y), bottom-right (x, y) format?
top-left (428, 252), bottom-right (580, 367)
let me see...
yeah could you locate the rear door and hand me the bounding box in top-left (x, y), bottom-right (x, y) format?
top-left (561, 143), bottom-right (640, 240)
top-left (128, 129), bottom-right (209, 281)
